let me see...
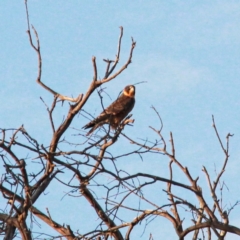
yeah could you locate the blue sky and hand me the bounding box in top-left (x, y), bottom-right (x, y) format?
top-left (1, 1), bottom-right (240, 239)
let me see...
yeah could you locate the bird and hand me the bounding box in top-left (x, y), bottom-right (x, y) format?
top-left (83, 85), bottom-right (135, 136)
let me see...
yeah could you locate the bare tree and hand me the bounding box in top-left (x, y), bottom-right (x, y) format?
top-left (0, 2), bottom-right (240, 240)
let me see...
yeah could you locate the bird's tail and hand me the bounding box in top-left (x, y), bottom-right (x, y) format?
top-left (82, 114), bottom-right (109, 135)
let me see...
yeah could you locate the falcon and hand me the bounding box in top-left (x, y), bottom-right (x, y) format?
top-left (83, 85), bottom-right (135, 136)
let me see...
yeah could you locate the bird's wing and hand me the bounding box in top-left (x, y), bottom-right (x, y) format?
top-left (83, 95), bottom-right (134, 130)
top-left (104, 95), bottom-right (134, 115)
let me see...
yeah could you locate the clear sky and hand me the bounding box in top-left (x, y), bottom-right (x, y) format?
top-left (1, 1), bottom-right (240, 239)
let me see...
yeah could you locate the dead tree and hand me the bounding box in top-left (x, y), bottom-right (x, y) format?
top-left (0, 1), bottom-right (240, 240)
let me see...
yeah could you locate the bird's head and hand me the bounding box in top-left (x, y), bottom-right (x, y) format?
top-left (123, 85), bottom-right (135, 98)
